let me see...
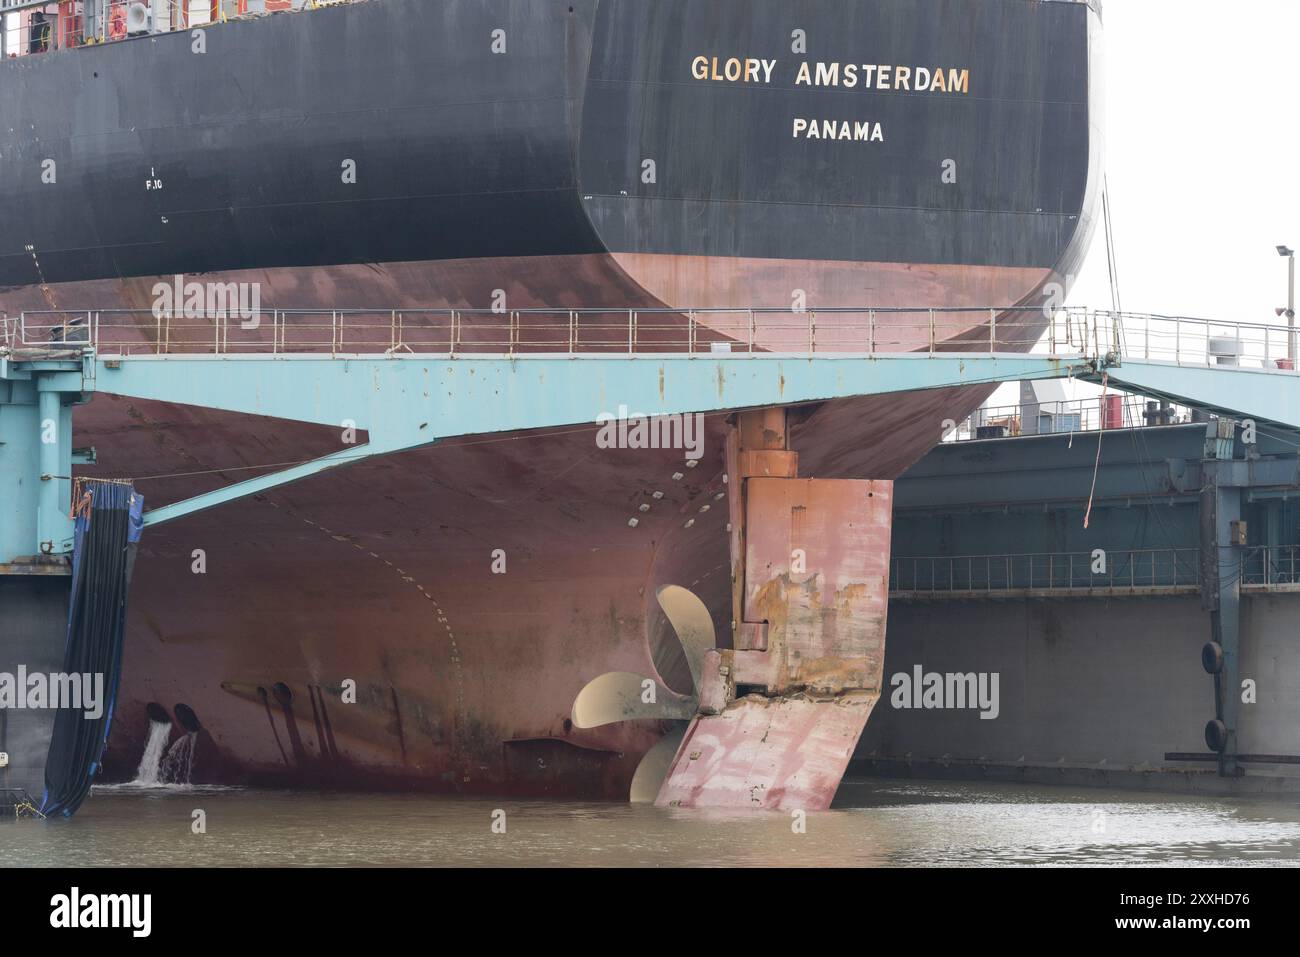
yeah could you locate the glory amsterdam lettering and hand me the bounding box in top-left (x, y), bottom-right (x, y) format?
top-left (690, 55), bottom-right (971, 145)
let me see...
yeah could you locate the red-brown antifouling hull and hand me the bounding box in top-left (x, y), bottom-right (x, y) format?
top-left (0, 253), bottom-right (1051, 317)
top-left (75, 380), bottom-right (996, 793)
top-left (13, 253), bottom-right (1058, 798)
top-left (83, 387), bottom-right (968, 797)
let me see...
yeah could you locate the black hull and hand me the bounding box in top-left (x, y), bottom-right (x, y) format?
top-left (0, 0), bottom-right (1101, 304)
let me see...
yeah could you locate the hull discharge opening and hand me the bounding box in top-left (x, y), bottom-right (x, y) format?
top-left (174, 703), bottom-right (202, 733)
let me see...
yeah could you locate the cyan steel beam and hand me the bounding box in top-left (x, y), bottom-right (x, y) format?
top-left (0, 357), bottom-right (86, 561)
top-left (36, 387), bottom-right (66, 554)
top-left (94, 353), bottom-right (1085, 436)
top-left (88, 352), bottom-right (1300, 529)
top-left (96, 352), bottom-right (1085, 527)
top-left (1091, 360), bottom-right (1300, 430)
top-left (141, 445), bottom-right (379, 528)
top-left (1201, 460), bottom-right (1244, 779)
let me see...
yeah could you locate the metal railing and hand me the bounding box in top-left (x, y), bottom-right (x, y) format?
top-left (945, 393), bottom-right (1194, 442)
top-left (3, 2), bottom-right (336, 59)
top-left (890, 548), bottom-right (1202, 596)
top-left (2, 3), bottom-right (83, 56)
top-left (891, 546), bottom-right (1300, 597)
top-left (3, 1), bottom-right (271, 58)
top-left (5, 305), bottom-right (1061, 357)
top-left (1120, 312), bottom-right (1298, 370)
top-left (1240, 546), bottom-right (1300, 588)
top-left (3, 305), bottom-right (1299, 368)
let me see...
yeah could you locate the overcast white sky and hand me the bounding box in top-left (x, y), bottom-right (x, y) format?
top-left (1071, 0), bottom-right (1300, 319)
top-left (1007, 0), bottom-right (1300, 408)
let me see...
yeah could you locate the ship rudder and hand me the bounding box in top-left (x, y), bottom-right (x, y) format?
top-left (654, 409), bottom-right (892, 809)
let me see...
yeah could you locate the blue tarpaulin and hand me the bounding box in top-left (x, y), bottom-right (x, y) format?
top-left (40, 482), bottom-right (143, 817)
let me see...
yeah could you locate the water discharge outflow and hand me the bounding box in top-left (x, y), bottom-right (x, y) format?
top-left (128, 721), bottom-right (198, 788)
top-left (160, 733), bottom-right (198, 786)
top-left (130, 720), bottom-right (172, 786)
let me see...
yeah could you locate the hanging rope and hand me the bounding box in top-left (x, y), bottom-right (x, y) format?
top-left (1102, 174), bottom-right (1126, 354)
top-left (1083, 372), bottom-right (1109, 529)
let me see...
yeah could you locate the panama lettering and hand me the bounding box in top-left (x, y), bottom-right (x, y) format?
top-left (691, 55), bottom-right (970, 145)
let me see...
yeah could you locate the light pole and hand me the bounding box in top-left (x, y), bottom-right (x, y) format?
top-left (1280, 246), bottom-right (1296, 365)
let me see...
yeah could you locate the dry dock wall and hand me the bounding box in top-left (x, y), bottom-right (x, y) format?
top-left (856, 594), bottom-right (1300, 786)
top-left (0, 576), bottom-right (69, 799)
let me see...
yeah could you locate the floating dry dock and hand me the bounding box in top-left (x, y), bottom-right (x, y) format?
top-left (4, 305), bottom-right (1300, 808)
top-left (860, 406), bottom-right (1300, 793)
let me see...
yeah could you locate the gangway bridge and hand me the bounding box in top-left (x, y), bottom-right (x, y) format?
top-left (3, 302), bottom-right (1298, 783)
top-left (2, 304), bottom-right (1298, 558)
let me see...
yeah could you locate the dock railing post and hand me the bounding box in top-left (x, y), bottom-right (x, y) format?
top-left (868, 310), bottom-right (875, 355)
top-left (990, 308), bottom-right (997, 352)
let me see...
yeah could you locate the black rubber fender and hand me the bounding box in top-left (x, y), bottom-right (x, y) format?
top-left (1205, 719), bottom-right (1228, 753)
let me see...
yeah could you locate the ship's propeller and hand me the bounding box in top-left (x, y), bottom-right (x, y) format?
top-left (571, 585), bottom-right (715, 802)
top-left (628, 728), bottom-right (688, 803)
